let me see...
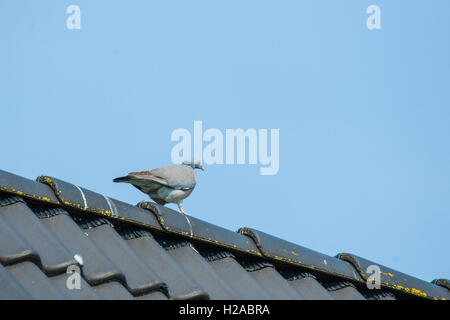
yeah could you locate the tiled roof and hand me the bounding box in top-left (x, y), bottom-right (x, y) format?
top-left (0, 169), bottom-right (448, 300)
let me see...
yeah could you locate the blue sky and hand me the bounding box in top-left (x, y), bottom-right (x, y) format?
top-left (1, 1), bottom-right (449, 282)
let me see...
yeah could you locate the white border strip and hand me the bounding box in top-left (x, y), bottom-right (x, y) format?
top-left (184, 215), bottom-right (194, 237)
top-left (75, 185), bottom-right (88, 210)
top-left (103, 194), bottom-right (118, 216)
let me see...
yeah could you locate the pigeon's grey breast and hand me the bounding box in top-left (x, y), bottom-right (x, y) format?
top-left (150, 164), bottom-right (197, 190)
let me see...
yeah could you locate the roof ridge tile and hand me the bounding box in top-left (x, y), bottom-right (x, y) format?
top-left (432, 278), bottom-right (450, 291)
top-left (0, 170), bottom-right (59, 204)
top-left (36, 175), bottom-right (164, 231)
top-left (238, 227), bottom-right (363, 283)
top-left (139, 201), bottom-right (262, 256)
top-left (337, 252), bottom-right (450, 300)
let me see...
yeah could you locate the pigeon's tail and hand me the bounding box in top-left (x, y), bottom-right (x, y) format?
top-left (113, 176), bottom-right (131, 183)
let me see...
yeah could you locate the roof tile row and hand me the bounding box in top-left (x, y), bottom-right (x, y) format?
top-left (0, 169), bottom-right (448, 300)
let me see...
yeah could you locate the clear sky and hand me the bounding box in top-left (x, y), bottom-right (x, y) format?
top-left (1, 1), bottom-right (449, 282)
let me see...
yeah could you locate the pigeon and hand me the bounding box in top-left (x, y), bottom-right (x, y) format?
top-left (113, 159), bottom-right (204, 215)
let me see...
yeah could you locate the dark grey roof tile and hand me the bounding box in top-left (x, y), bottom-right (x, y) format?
top-left (287, 277), bottom-right (335, 300)
top-left (29, 204), bottom-right (68, 219)
top-left (138, 201), bottom-right (194, 237)
top-left (337, 252), bottom-right (450, 300)
top-left (189, 219), bottom-right (261, 256)
top-left (278, 268), bottom-right (317, 281)
top-left (84, 224), bottom-right (166, 296)
top-left (71, 214), bottom-right (112, 230)
top-left (39, 213), bottom-right (126, 286)
top-left (37, 176), bottom-right (105, 213)
top-left (432, 278), bottom-right (450, 291)
top-left (170, 291), bottom-right (210, 300)
top-left (279, 267), bottom-right (335, 299)
top-left (199, 248), bottom-right (236, 262)
top-left (111, 199), bottom-right (163, 231)
top-left (0, 193), bottom-right (24, 207)
top-left (321, 280), bottom-right (357, 291)
top-left (362, 290), bottom-right (396, 300)
top-left (49, 272), bottom-right (102, 300)
top-left (240, 228), bottom-right (361, 282)
top-left (116, 225), bottom-right (153, 240)
top-left (0, 171), bottom-right (59, 205)
top-left (93, 281), bottom-right (134, 300)
top-left (327, 287), bottom-right (366, 300)
top-left (248, 266), bottom-right (306, 300)
top-left (168, 244), bottom-right (240, 299)
top-left (37, 176), bottom-right (163, 231)
top-left (321, 280), bottom-right (366, 300)
top-left (238, 258), bottom-right (274, 272)
top-left (5, 262), bottom-right (67, 299)
top-left (124, 233), bottom-right (208, 300)
top-left (0, 170), bottom-right (443, 301)
top-left (0, 263), bottom-right (32, 300)
top-left (139, 202), bottom-right (261, 256)
top-left (154, 235), bottom-right (190, 251)
top-left (0, 201), bottom-right (78, 276)
top-left (208, 257), bottom-right (274, 300)
top-left (136, 291), bottom-right (169, 300)
top-left (0, 214), bottom-right (39, 266)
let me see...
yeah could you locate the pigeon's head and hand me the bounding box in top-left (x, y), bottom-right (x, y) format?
top-left (182, 158), bottom-right (204, 171)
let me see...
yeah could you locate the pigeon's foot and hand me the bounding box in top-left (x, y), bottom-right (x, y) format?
top-left (178, 203), bottom-right (191, 216)
top-left (179, 209), bottom-right (191, 216)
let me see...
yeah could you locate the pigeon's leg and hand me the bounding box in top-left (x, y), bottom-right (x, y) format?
top-left (177, 202), bottom-right (191, 216)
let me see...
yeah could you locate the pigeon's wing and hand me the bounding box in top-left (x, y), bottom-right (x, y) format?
top-left (113, 170), bottom-right (170, 194)
top-left (128, 170), bottom-right (169, 186)
top-left (150, 165), bottom-right (196, 191)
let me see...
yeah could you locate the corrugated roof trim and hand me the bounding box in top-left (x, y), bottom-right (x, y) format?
top-left (237, 257), bottom-right (275, 272)
top-left (71, 214), bottom-right (113, 230)
top-left (0, 193), bottom-right (24, 207)
top-left (278, 269), bottom-right (317, 281)
top-left (321, 280), bottom-right (357, 292)
top-left (30, 204), bottom-right (68, 219)
top-left (198, 248), bottom-right (236, 262)
top-left (116, 226), bottom-right (153, 240)
top-left (153, 234), bottom-right (190, 251)
top-left (362, 290), bottom-right (396, 300)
